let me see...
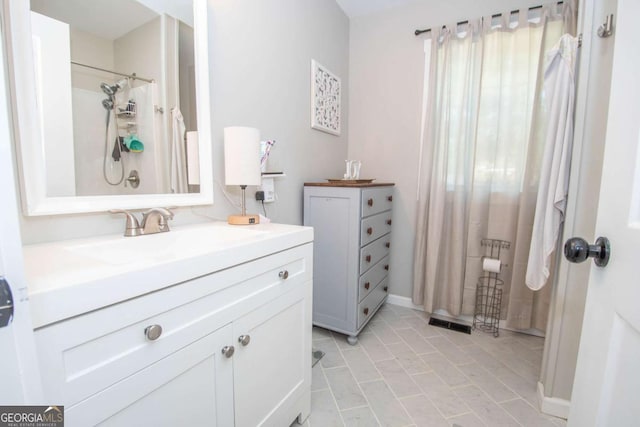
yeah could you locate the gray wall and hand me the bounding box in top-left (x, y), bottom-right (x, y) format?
top-left (18, 0), bottom-right (350, 244)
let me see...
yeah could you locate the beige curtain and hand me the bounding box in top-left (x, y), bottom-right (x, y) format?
top-left (413, 4), bottom-right (577, 330)
top-left (413, 19), bottom-right (484, 316)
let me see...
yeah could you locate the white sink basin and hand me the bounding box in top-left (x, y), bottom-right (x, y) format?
top-left (65, 223), bottom-right (269, 265)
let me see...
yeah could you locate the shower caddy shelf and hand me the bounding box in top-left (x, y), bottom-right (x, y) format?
top-left (473, 238), bottom-right (510, 337)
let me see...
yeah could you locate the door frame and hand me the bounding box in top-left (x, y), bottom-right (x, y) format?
top-left (537, 0), bottom-right (616, 418)
top-left (0, 0), bottom-right (42, 403)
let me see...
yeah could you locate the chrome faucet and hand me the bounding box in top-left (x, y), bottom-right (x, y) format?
top-left (141, 208), bottom-right (174, 234)
top-left (110, 208), bottom-right (174, 237)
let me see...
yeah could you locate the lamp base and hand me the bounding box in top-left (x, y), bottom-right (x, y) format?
top-left (227, 214), bottom-right (260, 225)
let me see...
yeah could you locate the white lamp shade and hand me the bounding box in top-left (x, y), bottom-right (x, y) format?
top-left (224, 127), bottom-right (262, 186)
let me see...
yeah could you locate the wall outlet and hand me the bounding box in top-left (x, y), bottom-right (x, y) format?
top-left (255, 191), bottom-right (265, 201)
top-left (260, 177), bottom-right (275, 203)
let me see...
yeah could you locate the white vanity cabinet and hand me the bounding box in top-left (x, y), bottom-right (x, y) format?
top-left (304, 183), bottom-right (394, 344)
top-left (32, 241), bottom-right (313, 427)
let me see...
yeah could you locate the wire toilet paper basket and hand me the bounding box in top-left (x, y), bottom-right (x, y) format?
top-left (473, 238), bottom-right (510, 337)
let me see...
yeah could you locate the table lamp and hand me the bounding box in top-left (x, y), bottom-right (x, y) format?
top-left (224, 126), bottom-right (261, 225)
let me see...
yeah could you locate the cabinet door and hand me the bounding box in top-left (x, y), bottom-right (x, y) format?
top-left (232, 283), bottom-right (311, 427)
top-left (67, 324), bottom-right (234, 427)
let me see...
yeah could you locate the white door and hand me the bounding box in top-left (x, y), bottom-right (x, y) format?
top-left (0, 21), bottom-right (41, 403)
top-left (568, 1), bottom-right (640, 425)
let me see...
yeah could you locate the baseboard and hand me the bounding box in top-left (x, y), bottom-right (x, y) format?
top-left (385, 294), bottom-right (545, 337)
top-left (537, 381), bottom-right (570, 420)
top-left (385, 294), bottom-right (424, 311)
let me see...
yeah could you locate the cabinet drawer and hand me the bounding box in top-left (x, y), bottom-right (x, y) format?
top-left (35, 244), bottom-right (312, 407)
top-left (359, 236), bottom-right (391, 274)
top-left (361, 187), bottom-right (393, 218)
top-left (358, 256), bottom-right (389, 302)
top-left (361, 212), bottom-right (393, 247)
top-left (357, 278), bottom-right (389, 329)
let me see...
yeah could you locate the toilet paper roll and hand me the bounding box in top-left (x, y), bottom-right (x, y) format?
top-left (482, 258), bottom-right (501, 273)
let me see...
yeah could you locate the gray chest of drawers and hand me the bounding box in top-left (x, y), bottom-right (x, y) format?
top-left (303, 182), bottom-right (394, 344)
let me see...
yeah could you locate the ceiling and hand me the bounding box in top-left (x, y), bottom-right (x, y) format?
top-left (335, 0), bottom-right (417, 18)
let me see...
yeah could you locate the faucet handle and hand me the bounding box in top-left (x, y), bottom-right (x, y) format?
top-left (109, 209), bottom-right (142, 237)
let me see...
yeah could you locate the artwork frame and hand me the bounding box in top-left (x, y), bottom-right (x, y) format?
top-left (311, 59), bottom-right (341, 136)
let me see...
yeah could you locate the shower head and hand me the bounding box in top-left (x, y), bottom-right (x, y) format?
top-left (102, 98), bottom-right (114, 110)
top-left (100, 82), bottom-right (115, 96)
top-left (100, 78), bottom-right (129, 96)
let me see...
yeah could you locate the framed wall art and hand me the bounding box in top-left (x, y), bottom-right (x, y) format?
top-left (311, 59), bottom-right (341, 136)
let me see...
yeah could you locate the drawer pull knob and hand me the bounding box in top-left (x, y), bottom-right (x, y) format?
top-left (222, 345), bottom-right (235, 358)
top-left (385, 242), bottom-right (390, 248)
top-left (144, 324), bottom-right (163, 341)
top-left (238, 335), bottom-right (251, 346)
top-left (279, 270), bottom-right (289, 280)
top-left (387, 219), bottom-right (392, 225)
top-left (384, 265), bottom-right (389, 271)
top-left (384, 286), bottom-right (388, 292)
top-left (364, 282), bottom-right (370, 290)
top-left (367, 198), bottom-right (374, 207)
top-left (367, 227), bottom-right (373, 235)
top-left (366, 255), bottom-right (371, 262)
top-left (388, 196), bottom-right (393, 202)
top-left (364, 307), bottom-right (369, 315)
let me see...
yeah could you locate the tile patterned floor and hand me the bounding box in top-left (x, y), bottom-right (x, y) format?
top-left (299, 303), bottom-right (567, 427)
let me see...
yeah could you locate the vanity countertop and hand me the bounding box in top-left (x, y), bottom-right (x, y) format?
top-left (23, 221), bottom-right (313, 328)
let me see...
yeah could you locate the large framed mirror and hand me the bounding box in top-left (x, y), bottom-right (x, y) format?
top-left (4, 0), bottom-right (212, 215)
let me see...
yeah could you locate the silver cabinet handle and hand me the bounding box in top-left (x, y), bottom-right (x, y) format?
top-left (238, 335), bottom-right (251, 346)
top-left (279, 270), bottom-right (289, 280)
top-left (144, 324), bottom-right (163, 341)
top-left (222, 345), bottom-right (235, 358)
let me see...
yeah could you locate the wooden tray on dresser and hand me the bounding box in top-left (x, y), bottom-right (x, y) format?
top-left (326, 179), bottom-right (375, 184)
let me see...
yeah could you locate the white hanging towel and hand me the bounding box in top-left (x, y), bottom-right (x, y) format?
top-left (526, 34), bottom-right (579, 291)
top-left (170, 107), bottom-right (188, 193)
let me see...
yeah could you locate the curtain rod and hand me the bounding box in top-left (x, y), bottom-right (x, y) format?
top-left (414, 1), bottom-right (564, 36)
top-left (70, 61), bottom-right (155, 83)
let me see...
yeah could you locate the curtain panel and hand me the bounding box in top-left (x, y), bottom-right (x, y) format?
top-left (413, 3), bottom-right (576, 331)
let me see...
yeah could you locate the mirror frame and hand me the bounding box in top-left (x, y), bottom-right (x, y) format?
top-left (4, 0), bottom-right (213, 215)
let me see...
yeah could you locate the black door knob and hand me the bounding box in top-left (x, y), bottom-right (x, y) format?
top-left (564, 236), bottom-right (610, 267)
